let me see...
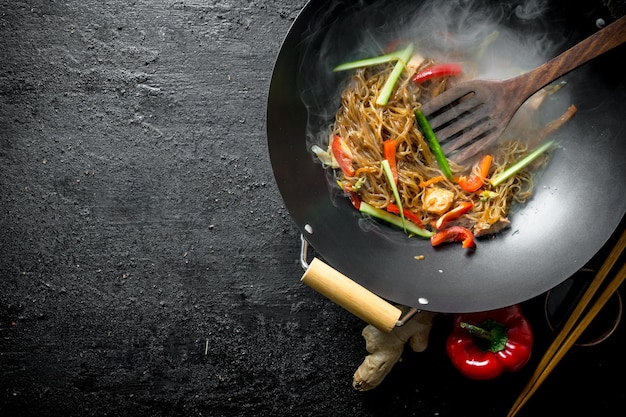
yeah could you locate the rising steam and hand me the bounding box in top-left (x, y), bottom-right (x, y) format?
top-left (298, 0), bottom-right (570, 150)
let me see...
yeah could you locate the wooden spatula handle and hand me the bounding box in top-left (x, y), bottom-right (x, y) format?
top-left (517, 15), bottom-right (626, 98)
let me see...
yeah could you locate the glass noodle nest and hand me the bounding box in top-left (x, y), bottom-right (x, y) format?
top-left (326, 63), bottom-right (550, 237)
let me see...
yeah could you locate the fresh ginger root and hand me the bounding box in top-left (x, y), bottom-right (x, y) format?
top-left (353, 309), bottom-right (437, 391)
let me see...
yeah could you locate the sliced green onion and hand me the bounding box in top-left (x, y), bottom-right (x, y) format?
top-left (490, 140), bottom-right (555, 187)
top-left (474, 30), bottom-right (500, 59)
top-left (381, 159), bottom-right (405, 230)
top-left (333, 51), bottom-right (402, 72)
top-left (359, 202), bottom-right (434, 238)
top-left (376, 42), bottom-right (414, 106)
top-left (415, 109), bottom-right (454, 180)
top-left (352, 176), bottom-right (366, 192)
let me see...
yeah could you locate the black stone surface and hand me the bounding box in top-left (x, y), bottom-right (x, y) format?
top-left (1, 1), bottom-right (624, 416)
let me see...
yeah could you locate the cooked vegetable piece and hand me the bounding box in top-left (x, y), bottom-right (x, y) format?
top-left (382, 159), bottom-right (405, 229)
top-left (479, 190), bottom-right (499, 202)
top-left (435, 201), bottom-right (473, 230)
top-left (411, 62), bottom-right (463, 84)
top-left (383, 139), bottom-right (398, 183)
top-left (331, 134), bottom-right (355, 177)
top-left (359, 202), bottom-right (433, 238)
top-left (376, 43), bottom-right (414, 106)
top-left (431, 226), bottom-right (475, 248)
top-left (457, 154), bottom-right (493, 193)
top-left (333, 49), bottom-right (404, 72)
top-left (337, 180), bottom-right (362, 209)
top-left (415, 109), bottom-right (454, 180)
top-left (419, 175), bottom-right (445, 188)
top-left (386, 203), bottom-right (424, 228)
top-left (311, 144), bottom-right (337, 168)
top-left (490, 140), bottom-right (554, 186)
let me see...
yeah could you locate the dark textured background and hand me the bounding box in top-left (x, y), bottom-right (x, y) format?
top-left (1, 1), bottom-right (624, 416)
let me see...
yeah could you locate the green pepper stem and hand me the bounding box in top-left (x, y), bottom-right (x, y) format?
top-left (460, 319), bottom-right (509, 353)
top-left (460, 322), bottom-right (492, 340)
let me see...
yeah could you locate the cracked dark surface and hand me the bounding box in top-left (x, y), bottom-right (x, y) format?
top-left (1, 1), bottom-right (624, 416)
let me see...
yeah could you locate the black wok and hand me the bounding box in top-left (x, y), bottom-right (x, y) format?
top-left (267, 0), bottom-right (626, 317)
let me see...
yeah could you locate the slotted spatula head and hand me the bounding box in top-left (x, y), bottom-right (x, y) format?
top-left (420, 78), bottom-right (521, 163)
top-left (420, 14), bottom-right (626, 163)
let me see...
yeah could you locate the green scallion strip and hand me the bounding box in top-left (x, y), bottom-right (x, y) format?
top-left (333, 51), bottom-right (402, 72)
top-left (381, 159), bottom-right (405, 230)
top-left (359, 202), bottom-right (434, 238)
top-left (414, 109), bottom-right (454, 180)
top-left (376, 43), bottom-right (414, 106)
top-left (490, 140), bottom-right (555, 187)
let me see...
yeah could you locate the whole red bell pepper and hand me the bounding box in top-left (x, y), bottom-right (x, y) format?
top-left (446, 304), bottom-right (533, 380)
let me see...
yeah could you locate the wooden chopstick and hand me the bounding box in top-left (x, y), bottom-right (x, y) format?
top-left (507, 228), bottom-right (626, 417)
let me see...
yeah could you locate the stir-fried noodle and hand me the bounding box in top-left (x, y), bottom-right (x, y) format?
top-left (316, 62), bottom-right (570, 238)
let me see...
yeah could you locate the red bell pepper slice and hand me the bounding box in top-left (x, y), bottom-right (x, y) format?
top-left (457, 154), bottom-right (493, 193)
top-left (338, 181), bottom-right (361, 210)
top-left (431, 226), bottom-right (475, 248)
top-left (331, 134), bottom-right (355, 177)
top-left (386, 203), bottom-right (424, 228)
top-left (412, 63), bottom-right (463, 84)
top-left (347, 192), bottom-right (361, 210)
top-left (446, 304), bottom-right (533, 380)
top-left (383, 139), bottom-right (398, 183)
top-left (341, 185), bottom-right (361, 210)
top-left (435, 201), bottom-right (473, 230)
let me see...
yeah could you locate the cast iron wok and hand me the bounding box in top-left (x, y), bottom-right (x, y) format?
top-left (267, 0), bottom-right (626, 315)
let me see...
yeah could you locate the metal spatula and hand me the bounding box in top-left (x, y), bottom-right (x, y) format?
top-left (420, 15), bottom-right (626, 163)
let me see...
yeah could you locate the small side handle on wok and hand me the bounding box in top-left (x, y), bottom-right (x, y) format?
top-left (299, 235), bottom-right (418, 333)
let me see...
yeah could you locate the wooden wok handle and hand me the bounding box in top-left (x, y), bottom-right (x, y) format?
top-left (301, 257), bottom-right (402, 333)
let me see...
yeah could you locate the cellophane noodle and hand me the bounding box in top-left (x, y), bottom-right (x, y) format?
top-left (324, 62), bottom-right (554, 237)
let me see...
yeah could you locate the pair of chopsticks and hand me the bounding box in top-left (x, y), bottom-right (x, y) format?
top-left (508, 227), bottom-right (626, 417)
